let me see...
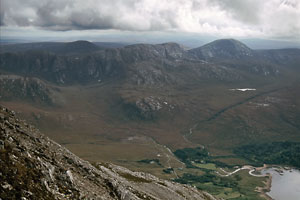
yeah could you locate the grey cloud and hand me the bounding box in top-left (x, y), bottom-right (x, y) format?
top-left (1, 0), bottom-right (176, 31)
top-left (209, 0), bottom-right (262, 24)
top-left (0, 0), bottom-right (299, 40)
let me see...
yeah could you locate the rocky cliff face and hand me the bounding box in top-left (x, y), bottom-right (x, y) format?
top-left (0, 75), bottom-right (58, 105)
top-left (0, 106), bottom-right (217, 200)
top-left (0, 50), bottom-right (125, 84)
top-left (2, 39), bottom-right (295, 86)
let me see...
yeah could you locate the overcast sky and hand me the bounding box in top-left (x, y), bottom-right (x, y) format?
top-left (0, 0), bottom-right (299, 42)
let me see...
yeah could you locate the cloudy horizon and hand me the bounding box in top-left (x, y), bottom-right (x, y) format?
top-left (0, 0), bottom-right (299, 44)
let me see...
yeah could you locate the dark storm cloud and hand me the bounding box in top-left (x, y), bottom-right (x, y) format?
top-left (0, 0), bottom-right (299, 39)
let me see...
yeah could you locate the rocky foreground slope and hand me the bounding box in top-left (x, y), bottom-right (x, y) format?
top-left (0, 106), bottom-right (216, 200)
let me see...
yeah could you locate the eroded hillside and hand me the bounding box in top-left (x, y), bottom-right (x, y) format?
top-left (0, 106), bottom-right (217, 200)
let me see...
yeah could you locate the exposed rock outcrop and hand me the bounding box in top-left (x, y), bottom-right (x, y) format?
top-left (0, 75), bottom-right (57, 105)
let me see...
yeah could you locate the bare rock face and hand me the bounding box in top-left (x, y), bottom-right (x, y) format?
top-left (0, 40), bottom-right (252, 86)
top-left (0, 106), bottom-right (217, 200)
top-left (0, 75), bottom-right (57, 105)
top-left (133, 96), bottom-right (163, 120)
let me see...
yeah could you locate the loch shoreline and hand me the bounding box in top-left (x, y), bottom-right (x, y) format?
top-left (256, 165), bottom-right (300, 200)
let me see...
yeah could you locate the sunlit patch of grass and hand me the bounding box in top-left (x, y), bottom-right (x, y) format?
top-left (193, 163), bottom-right (217, 170)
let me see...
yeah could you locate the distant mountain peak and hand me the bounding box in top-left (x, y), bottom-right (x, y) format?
top-left (189, 39), bottom-right (254, 60)
top-left (65, 40), bottom-right (98, 50)
top-left (66, 40), bottom-right (93, 44)
top-left (203, 39), bottom-right (252, 51)
top-left (122, 42), bottom-right (186, 60)
top-left (160, 42), bottom-right (183, 47)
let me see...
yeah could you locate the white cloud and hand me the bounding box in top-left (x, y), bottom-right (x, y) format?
top-left (0, 0), bottom-right (299, 40)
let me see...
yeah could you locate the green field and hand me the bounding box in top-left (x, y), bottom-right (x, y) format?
top-left (172, 146), bottom-right (273, 199)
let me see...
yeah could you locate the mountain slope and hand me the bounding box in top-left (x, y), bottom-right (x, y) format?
top-left (0, 42), bottom-right (244, 85)
top-left (0, 75), bottom-right (60, 106)
top-left (0, 39), bottom-right (299, 191)
top-left (188, 39), bottom-right (286, 76)
top-left (0, 106), bottom-right (217, 200)
top-left (2, 39), bottom-right (298, 87)
top-left (189, 39), bottom-right (254, 60)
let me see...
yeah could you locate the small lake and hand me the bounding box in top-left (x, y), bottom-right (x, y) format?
top-left (261, 168), bottom-right (300, 200)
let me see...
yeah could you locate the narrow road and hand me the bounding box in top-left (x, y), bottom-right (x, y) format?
top-left (216, 166), bottom-right (268, 177)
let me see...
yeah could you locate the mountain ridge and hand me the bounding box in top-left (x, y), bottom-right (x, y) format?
top-left (2, 39), bottom-right (297, 86)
